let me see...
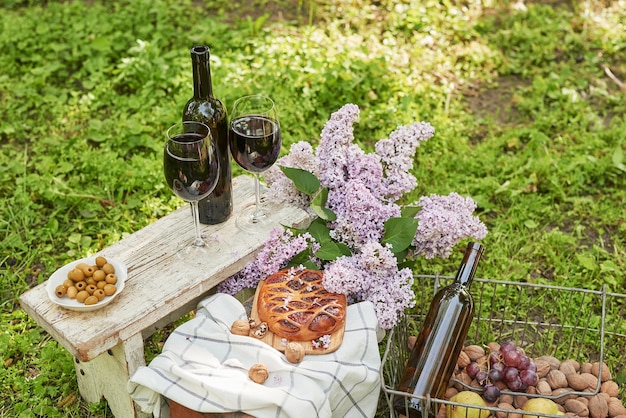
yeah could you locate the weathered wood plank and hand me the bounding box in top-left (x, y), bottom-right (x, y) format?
top-left (20, 175), bottom-right (310, 362)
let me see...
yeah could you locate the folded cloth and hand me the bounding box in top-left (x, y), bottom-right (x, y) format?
top-left (128, 293), bottom-right (381, 418)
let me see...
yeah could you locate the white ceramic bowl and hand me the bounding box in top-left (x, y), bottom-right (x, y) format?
top-left (46, 256), bottom-right (127, 312)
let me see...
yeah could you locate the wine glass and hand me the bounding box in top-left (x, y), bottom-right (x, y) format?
top-left (163, 121), bottom-right (219, 252)
top-left (229, 94), bottom-right (282, 229)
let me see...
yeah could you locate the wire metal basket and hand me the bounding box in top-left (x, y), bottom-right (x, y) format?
top-left (380, 275), bottom-right (626, 418)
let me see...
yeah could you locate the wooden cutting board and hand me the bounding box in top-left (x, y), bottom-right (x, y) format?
top-left (250, 280), bottom-right (345, 354)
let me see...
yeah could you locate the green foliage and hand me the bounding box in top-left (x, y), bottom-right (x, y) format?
top-left (1, 0), bottom-right (625, 415)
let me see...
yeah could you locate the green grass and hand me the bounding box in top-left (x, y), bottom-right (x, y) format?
top-left (1, 0), bottom-right (625, 416)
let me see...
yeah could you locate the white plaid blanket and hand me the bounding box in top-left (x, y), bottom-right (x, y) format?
top-left (128, 293), bottom-right (381, 417)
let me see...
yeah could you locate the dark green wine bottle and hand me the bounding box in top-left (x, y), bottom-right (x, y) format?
top-left (394, 242), bottom-right (484, 418)
top-left (182, 45), bottom-right (232, 224)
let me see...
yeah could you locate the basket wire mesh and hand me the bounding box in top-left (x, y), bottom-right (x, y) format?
top-left (380, 275), bottom-right (626, 418)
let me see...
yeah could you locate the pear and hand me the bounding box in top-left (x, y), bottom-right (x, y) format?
top-left (447, 391), bottom-right (489, 418)
top-left (522, 398), bottom-right (564, 418)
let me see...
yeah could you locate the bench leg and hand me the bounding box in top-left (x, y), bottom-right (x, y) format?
top-left (75, 333), bottom-right (150, 418)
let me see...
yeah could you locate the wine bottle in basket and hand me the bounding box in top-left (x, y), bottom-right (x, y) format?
top-left (183, 45), bottom-right (232, 224)
top-left (394, 242), bottom-right (484, 418)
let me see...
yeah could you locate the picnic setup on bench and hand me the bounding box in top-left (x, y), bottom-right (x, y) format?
top-left (19, 45), bottom-right (626, 418)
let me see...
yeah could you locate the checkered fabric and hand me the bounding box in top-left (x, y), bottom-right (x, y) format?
top-left (128, 293), bottom-right (381, 417)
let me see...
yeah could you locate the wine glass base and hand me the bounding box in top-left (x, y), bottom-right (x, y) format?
top-left (235, 203), bottom-right (273, 232)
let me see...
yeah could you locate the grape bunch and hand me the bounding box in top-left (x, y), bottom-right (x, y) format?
top-left (465, 341), bottom-right (538, 402)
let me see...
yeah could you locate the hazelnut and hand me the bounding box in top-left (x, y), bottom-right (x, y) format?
top-left (230, 319), bottom-right (251, 336)
top-left (285, 342), bottom-right (305, 364)
top-left (248, 363), bottom-right (269, 384)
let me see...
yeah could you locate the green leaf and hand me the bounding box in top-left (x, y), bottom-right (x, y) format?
top-left (401, 206), bottom-right (420, 218)
top-left (612, 144), bottom-right (625, 172)
top-left (279, 166), bottom-right (320, 195)
top-left (311, 187), bottom-right (337, 221)
top-left (315, 241), bottom-right (351, 261)
top-left (307, 218), bottom-right (332, 243)
top-left (286, 248), bottom-right (316, 268)
top-left (382, 217), bottom-right (419, 254)
top-left (576, 254), bottom-right (597, 271)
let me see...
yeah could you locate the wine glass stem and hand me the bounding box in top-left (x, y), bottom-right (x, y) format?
top-left (252, 174), bottom-right (264, 222)
top-left (190, 200), bottom-right (205, 247)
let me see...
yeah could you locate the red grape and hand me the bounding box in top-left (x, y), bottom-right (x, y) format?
top-left (488, 368), bottom-right (503, 382)
top-left (517, 355), bottom-right (531, 370)
top-left (520, 369), bottom-right (538, 386)
top-left (503, 349), bottom-right (521, 367)
top-left (506, 375), bottom-right (525, 391)
top-left (466, 362), bottom-right (481, 379)
top-left (483, 384), bottom-right (501, 402)
top-left (499, 341), bottom-right (516, 353)
top-left (504, 366), bottom-right (519, 382)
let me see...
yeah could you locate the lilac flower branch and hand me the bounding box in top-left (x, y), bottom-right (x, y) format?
top-left (220, 104), bottom-right (487, 329)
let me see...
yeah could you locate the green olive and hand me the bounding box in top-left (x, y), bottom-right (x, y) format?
top-left (105, 274), bottom-right (117, 284)
top-left (85, 284), bottom-right (97, 295)
top-left (93, 289), bottom-right (106, 301)
top-left (84, 295), bottom-right (99, 305)
top-left (76, 290), bottom-right (90, 303)
top-left (95, 256), bottom-right (108, 267)
top-left (93, 270), bottom-right (106, 282)
top-left (55, 285), bottom-right (67, 298)
top-left (66, 286), bottom-right (78, 299)
top-left (102, 263), bottom-right (115, 275)
top-left (68, 268), bottom-right (85, 282)
top-left (75, 281), bottom-right (87, 291)
top-left (103, 284), bottom-right (117, 296)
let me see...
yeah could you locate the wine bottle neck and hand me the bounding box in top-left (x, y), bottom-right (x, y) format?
top-left (455, 242), bottom-right (484, 287)
top-left (191, 46), bottom-right (213, 100)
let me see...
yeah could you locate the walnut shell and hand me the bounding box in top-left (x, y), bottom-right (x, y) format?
top-left (248, 363), bottom-right (269, 384)
top-left (589, 394), bottom-right (609, 418)
top-left (230, 319), bottom-right (251, 336)
top-left (559, 360), bottom-right (578, 376)
top-left (456, 350), bottom-right (471, 368)
top-left (495, 402), bottom-right (521, 418)
top-left (567, 372), bottom-right (591, 391)
top-left (601, 380), bottom-right (620, 398)
top-left (591, 362), bottom-right (612, 382)
top-left (536, 355), bottom-right (561, 370)
top-left (536, 379), bottom-right (552, 395)
top-left (463, 344), bottom-right (485, 361)
top-left (564, 399), bottom-right (589, 417)
top-left (285, 342), bottom-right (305, 364)
top-left (608, 397), bottom-right (626, 417)
top-left (546, 369), bottom-right (568, 390)
top-left (534, 359), bottom-right (552, 378)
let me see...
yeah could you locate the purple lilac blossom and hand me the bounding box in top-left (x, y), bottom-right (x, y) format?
top-left (264, 142), bottom-right (319, 211)
top-left (412, 192), bottom-right (488, 259)
top-left (375, 121), bottom-right (435, 201)
top-left (316, 104), bottom-right (360, 189)
top-left (327, 180), bottom-right (401, 251)
top-left (218, 228), bottom-right (319, 295)
top-left (323, 242), bottom-right (415, 329)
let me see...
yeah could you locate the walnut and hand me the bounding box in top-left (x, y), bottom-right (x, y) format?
top-left (591, 361), bottom-right (612, 382)
top-left (567, 372), bottom-right (591, 391)
top-left (456, 350), bottom-right (471, 368)
top-left (535, 379), bottom-right (552, 395)
top-left (546, 369), bottom-right (568, 390)
top-left (564, 399), bottom-right (589, 417)
top-left (559, 360), bottom-right (578, 376)
top-left (534, 359), bottom-right (552, 378)
top-left (230, 319), bottom-right (251, 336)
top-left (248, 363), bottom-right (269, 384)
top-left (495, 403), bottom-right (521, 418)
top-left (608, 397), bottom-right (626, 417)
top-left (285, 342), bottom-right (305, 364)
top-left (601, 380), bottom-right (619, 397)
top-left (588, 394), bottom-right (609, 418)
top-left (463, 344), bottom-right (485, 361)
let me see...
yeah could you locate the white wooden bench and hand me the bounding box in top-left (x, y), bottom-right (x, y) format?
top-left (19, 175), bottom-right (310, 418)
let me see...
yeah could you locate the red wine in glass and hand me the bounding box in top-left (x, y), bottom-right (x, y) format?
top-left (163, 122), bottom-right (219, 251)
top-left (228, 95), bottom-right (281, 229)
top-left (230, 115), bottom-right (282, 173)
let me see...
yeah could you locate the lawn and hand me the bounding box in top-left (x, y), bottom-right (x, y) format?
top-left (1, 0), bottom-right (625, 416)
